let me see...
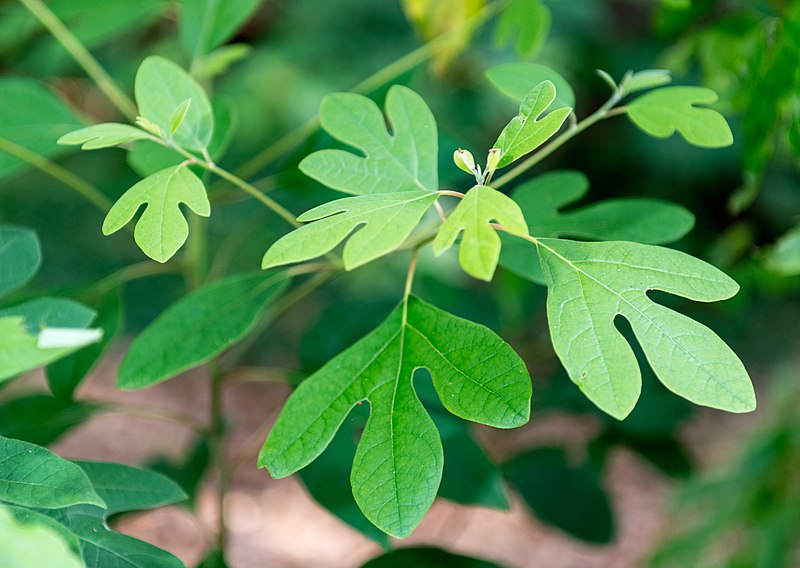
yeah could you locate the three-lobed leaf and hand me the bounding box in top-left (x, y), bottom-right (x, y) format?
top-left (434, 185), bottom-right (528, 281)
top-left (626, 86), bottom-right (733, 148)
top-left (260, 296), bottom-right (531, 538)
top-left (537, 238), bottom-right (755, 419)
top-left (493, 80), bottom-right (572, 168)
top-left (300, 86), bottom-right (438, 195)
top-left (262, 191), bottom-right (438, 270)
top-left (58, 123), bottom-right (150, 150)
top-left (102, 164), bottom-right (210, 263)
top-left (118, 272), bottom-right (290, 389)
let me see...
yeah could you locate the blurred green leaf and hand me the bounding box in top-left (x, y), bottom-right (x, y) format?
top-left (486, 62), bottom-right (575, 109)
top-left (625, 69), bottom-right (673, 93)
top-left (494, 0), bottom-right (550, 59)
top-left (0, 395), bottom-right (98, 446)
top-left (0, 225), bottom-right (40, 299)
top-left (179, 0), bottom-right (262, 61)
top-left (766, 225), bottom-right (800, 276)
top-left (0, 505), bottom-right (83, 568)
top-left (362, 547), bottom-right (502, 568)
top-left (191, 44), bottom-right (252, 80)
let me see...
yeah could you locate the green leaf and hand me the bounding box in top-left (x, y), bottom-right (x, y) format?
top-left (486, 62), bottom-right (575, 109)
top-left (191, 44), bottom-right (252, 80)
top-left (135, 56), bottom-right (214, 152)
top-left (362, 547), bottom-right (502, 568)
top-left (493, 0), bottom-right (551, 59)
top-left (765, 225), bottom-right (800, 276)
top-left (0, 395), bottom-right (98, 446)
top-left (434, 185), bottom-right (528, 281)
top-left (0, 436), bottom-right (104, 509)
top-left (179, 0), bottom-right (262, 61)
top-left (0, 78), bottom-right (83, 180)
top-left (0, 297), bottom-right (96, 333)
top-left (300, 85), bottom-right (438, 195)
top-left (0, 225), bottom-right (40, 298)
top-left (0, 505), bottom-right (83, 568)
top-left (260, 296), bottom-right (531, 538)
top-left (492, 80), bottom-right (571, 168)
top-left (626, 86), bottom-right (733, 148)
top-left (503, 447), bottom-right (614, 543)
top-left (262, 191), bottom-right (438, 270)
top-left (57, 123), bottom-right (150, 150)
top-left (624, 69), bottom-right (673, 93)
top-left (102, 164), bottom-right (211, 263)
top-left (118, 272), bottom-right (290, 389)
top-left (168, 99), bottom-right (192, 135)
top-left (536, 238), bottom-right (755, 419)
top-left (499, 170), bottom-right (695, 284)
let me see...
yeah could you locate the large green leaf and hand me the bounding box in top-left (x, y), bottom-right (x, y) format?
top-left (536, 238), bottom-right (755, 419)
top-left (492, 80), bottom-right (571, 168)
top-left (434, 185), bottom-right (528, 281)
top-left (262, 191), bottom-right (438, 270)
top-left (486, 62), bottom-right (575, 109)
top-left (0, 78), bottom-right (83, 180)
top-left (0, 225), bottom-right (40, 298)
top-left (134, 56), bottom-right (214, 152)
top-left (493, 0), bottom-right (550, 59)
top-left (0, 437), bottom-right (104, 509)
top-left (118, 272), bottom-right (290, 389)
top-left (300, 86), bottom-right (438, 195)
top-left (499, 170), bottom-right (695, 283)
top-left (102, 164), bottom-right (211, 263)
top-left (0, 505), bottom-right (83, 568)
top-left (179, 0), bottom-right (262, 60)
top-left (260, 296), bottom-right (531, 538)
top-left (626, 86), bottom-right (733, 148)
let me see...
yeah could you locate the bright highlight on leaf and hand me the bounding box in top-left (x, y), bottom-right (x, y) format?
top-left (537, 238), bottom-right (755, 419)
top-left (263, 191), bottom-right (438, 270)
top-left (260, 296), bottom-right (531, 538)
top-left (434, 185), bottom-right (528, 281)
top-left (300, 86), bottom-right (438, 195)
top-left (57, 123), bottom-right (150, 150)
top-left (102, 164), bottom-right (210, 263)
top-left (493, 80), bottom-right (572, 168)
top-left (626, 86), bottom-right (733, 148)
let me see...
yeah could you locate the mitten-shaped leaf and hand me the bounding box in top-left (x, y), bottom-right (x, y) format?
top-left (499, 170), bottom-right (695, 283)
top-left (135, 56), bottom-right (214, 151)
top-left (626, 86), bottom-right (733, 148)
top-left (537, 238), bottom-right (755, 419)
top-left (300, 86), bottom-right (438, 195)
top-left (434, 185), bottom-right (528, 281)
top-left (58, 124), bottom-right (150, 150)
top-left (263, 191), bottom-right (438, 270)
top-left (493, 80), bottom-right (571, 168)
top-left (102, 165), bottom-right (210, 263)
top-left (260, 296), bottom-right (531, 537)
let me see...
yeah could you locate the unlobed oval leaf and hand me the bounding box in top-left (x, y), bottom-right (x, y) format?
top-left (486, 62), bottom-right (575, 109)
top-left (118, 272), bottom-right (290, 389)
top-left (179, 0), bottom-right (262, 60)
top-left (0, 225), bottom-right (40, 299)
top-left (57, 123), bottom-right (150, 150)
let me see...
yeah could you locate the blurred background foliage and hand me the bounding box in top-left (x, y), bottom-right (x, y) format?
top-left (0, 0), bottom-right (798, 566)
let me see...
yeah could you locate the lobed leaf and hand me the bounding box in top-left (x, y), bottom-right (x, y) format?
top-left (58, 123), bottom-right (150, 150)
top-left (300, 86), bottom-right (438, 195)
top-left (434, 185), bottom-right (528, 281)
top-left (492, 80), bottom-right (572, 168)
top-left (0, 437), bottom-right (104, 509)
top-left (0, 225), bottom-right (40, 299)
top-left (486, 62), bottom-right (575, 109)
top-left (135, 56), bottom-right (214, 152)
top-left (537, 238), bottom-right (755, 419)
top-left (260, 296), bottom-right (531, 537)
top-left (118, 272), bottom-right (290, 389)
top-left (626, 86), bottom-right (733, 148)
top-left (262, 191), bottom-right (438, 270)
top-left (102, 164), bottom-right (210, 263)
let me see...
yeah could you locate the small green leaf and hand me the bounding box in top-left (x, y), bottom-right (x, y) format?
top-left (537, 238), bottom-right (755, 419)
top-left (179, 0), bottom-right (262, 60)
top-left (102, 164), bottom-right (211, 263)
top-left (0, 505), bottom-right (83, 568)
top-left (493, 80), bottom-right (572, 168)
top-left (300, 85), bottom-right (438, 195)
top-left (0, 225), bottom-right (40, 299)
top-left (624, 69), bottom-right (673, 93)
top-left (118, 272), bottom-right (290, 389)
top-left (0, 436), bottom-right (104, 509)
top-left (260, 296), bottom-right (531, 538)
top-left (57, 123), bottom-right (150, 150)
top-left (191, 43), bottom-right (252, 79)
top-left (434, 185), bottom-right (528, 281)
top-left (168, 99), bottom-right (192, 135)
top-left (626, 86), bottom-right (733, 148)
top-left (486, 62), bottom-right (575, 109)
top-left (765, 225), bottom-right (800, 276)
top-left (493, 0), bottom-right (551, 59)
top-left (135, 56), bottom-right (214, 152)
top-left (262, 191), bottom-right (438, 270)
top-left (499, 170), bottom-right (695, 284)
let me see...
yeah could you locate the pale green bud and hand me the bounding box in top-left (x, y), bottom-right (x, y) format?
top-left (453, 148), bottom-right (477, 174)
